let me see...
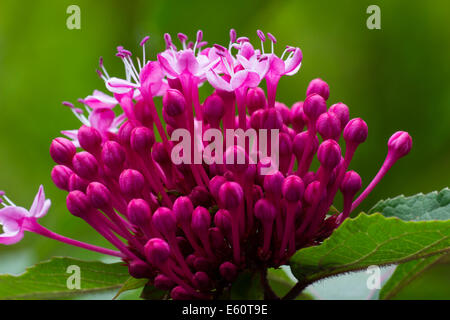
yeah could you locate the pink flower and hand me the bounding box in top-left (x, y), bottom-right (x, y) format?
top-left (0, 186), bottom-right (50, 245)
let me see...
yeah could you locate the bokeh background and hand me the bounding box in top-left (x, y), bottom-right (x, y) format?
top-left (0, 0), bottom-right (449, 299)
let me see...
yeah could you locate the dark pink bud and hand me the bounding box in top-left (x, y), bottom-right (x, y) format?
top-left (279, 132), bottom-right (293, 157)
top-left (203, 94), bottom-right (225, 124)
top-left (78, 125), bottom-right (102, 153)
top-left (68, 173), bottom-right (89, 192)
top-left (291, 102), bottom-right (306, 132)
top-left (152, 142), bottom-right (170, 164)
top-left (118, 121), bottom-right (134, 146)
top-left (171, 286), bottom-right (191, 300)
top-left (340, 170), bottom-right (362, 197)
top-left (306, 78), bottom-right (330, 100)
top-left (173, 196), bottom-right (193, 224)
top-left (191, 206), bottom-right (211, 234)
top-left (119, 169), bottom-right (145, 197)
top-left (343, 118), bottom-right (368, 145)
top-left (304, 181), bottom-right (322, 204)
top-left (189, 186), bottom-right (213, 208)
top-left (144, 238), bottom-right (170, 266)
top-left (127, 199), bottom-right (151, 228)
top-left (72, 152), bottom-right (98, 179)
top-left (214, 209), bottom-right (232, 234)
top-left (387, 131), bottom-right (412, 159)
top-left (218, 182), bottom-right (243, 210)
top-left (246, 87), bottom-right (266, 114)
top-left (152, 207), bottom-right (176, 235)
top-left (193, 271), bottom-right (212, 291)
top-left (101, 141), bottom-right (126, 173)
top-left (253, 185), bottom-right (264, 201)
top-left (250, 109), bottom-right (265, 130)
top-left (66, 190), bottom-right (91, 218)
top-left (219, 261), bottom-right (238, 282)
top-left (130, 126), bottom-right (155, 154)
top-left (275, 102), bottom-right (291, 125)
top-left (318, 140), bottom-right (341, 169)
top-left (263, 171), bottom-right (284, 197)
top-left (134, 100), bottom-right (153, 127)
top-left (128, 260), bottom-right (153, 279)
top-left (163, 89), bottom-right (186, 117)
top-left (194, 256), bottom-right (212, 272)
top-left (254, 199), bottom-right (277, 222)
top-left (302, 171), bottom-right (317, 186)
top-left (51, 165), bottom-right (73, 191)
top-left (224, 146), bottom-right (249, 173)
top-left (317, 112), bottom-right (341, 141)
top-left (329, 103), bottom-right (350, 130)
top-left (154, 274), bottom-right (176, 290)
top-left (209, 227), bottom-right (225, 249)
top-left (303, 93), bottom-right (327, 121)
top-left (292, 132), bottom-right (319, 160)
top-left (209, 176), bottom-right (227, 200)
top-left (261, 108), bottom-right (283, 130)
top-left (282, 175), bottom-right (305, 202)
top-left (86, 182), bottom-right (111, 209)
top-left (50, 138), bottom-right (76, 165)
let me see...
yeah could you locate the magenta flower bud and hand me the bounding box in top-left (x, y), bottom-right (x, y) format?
top-left (144, 238), bottom-right (170, 266)
top-left (214, 209), bottom-right (232, 234)
top-left (275, 102), bottom-right (291, 125)
top-left (152, 142), bottom-right (170, 164)
top-left (203, 94), bottom-right (225, 124)
top-left (340, 170), bottom-right (362, 197)
top-left (263, 171), bottom-right (284, 197)
top-left (219, 261), bottom-right (238, 282)
top-left (72, 152), bottom-right (98, 179)
top-left (306, 78), bottom-right (330, 100)
top-left (303, 171), bottom-right (317, 186)
top-left (119, 169), bottom-right (145, 197)
top-left (154, 274), bottom-right (176, 290)
top-left (173, 196), bottom-right (193, 224)
top-left (224, 146), bottom-right (249, 173)
top-left (186, 254), bottom-right (196, 268)
top-left (318, 140), bottom-right (341, 169)
top-left (303, 93), bottom-right (327, 121)
top-left (317, 112), bottom-right (341, 141)
top-left (209, 176), bottom-right (227, 200)
top-left (130, 126), bottom-right (155, 154)
top-left (163, 89), bottom-right (186, 117)
top-left (134, 100), bottom-right (153, 127)
top-left (194, 256), bottom-right (212, 272)
top-left (152, 207), bottom-right (176, 235)
top-left (292, 132), bottom-right (319, 160)
top-left (171, 286), bottom-right (191, 300)
top-left (250, 109), bottom-right (265, 130)
top-left (193, 271), bottom-right (212, 291)
top-left (261, 108), bottom-right (283, 130)
top-left (51, 165), bottom-right (73, 191)
top-left (254, 199), bottom-right (277, 222)
top-left (189, 186), bottom-right (213, 208)
top-left (282, 175), bottom-right (305, 202)
top-left (291, 102), bottom-right (307, 132)
top-left (218, 182), bottom-right (243, 210)
top-left (78, 125), bottom-right (102, 153)
top-left (253, 185), bottom-right (264, 201)
top-left (68, 173), bottom-right (89, 192)
top-left (304, 181), bottom-right (322, 204)
top-left (387, 131), bottom-right (412, 160)
top-left (329, 102), bottom-right (350, 130)
top-left (128, 260), bottom-right (153, 279)
top-left (343, 118), bottom-right (368, 145)
top-left (101, 141), bottom-right (126, 173)
top-left (50, 138), bottom-right (76, 165)
top-left (209, 227), bottom-right (225, 249)
top-left (127, 199), bottom-right (151, 228)
top-left (191, 206), bottom-right (211, 234)
top-left (118, 120), bottom-right (134, 146)
top-left (246, 87), bottom-right (266, 114)
top-left (66, 190), bottom-right (91, 218)
top-left (86, 182), bottom-right (111, 209)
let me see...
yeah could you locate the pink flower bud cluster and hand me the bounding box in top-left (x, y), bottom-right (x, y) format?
top-left (44, 30), bottom-right (412, 299)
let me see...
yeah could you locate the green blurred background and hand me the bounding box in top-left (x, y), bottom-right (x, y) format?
top-left (0, 0), bottom-right (449, 299)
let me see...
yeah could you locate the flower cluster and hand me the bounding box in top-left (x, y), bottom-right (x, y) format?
top-left (0, 30), bottom-right (412, 300)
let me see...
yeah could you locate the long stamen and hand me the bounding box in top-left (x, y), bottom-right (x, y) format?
top-left (257, 29), bottom-right (266, 54)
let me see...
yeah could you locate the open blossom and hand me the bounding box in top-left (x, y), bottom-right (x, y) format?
top-left (1, 30), bottom-right (412, 300)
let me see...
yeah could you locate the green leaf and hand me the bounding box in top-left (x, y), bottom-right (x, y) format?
top-left (369, 188), bottom-right (450, 221)
top-left (290, 212), bottom-right (450, 284)
top-left (230, 271), bottom-right (264, 300)
top-left (113, 277), bottom-right (148, 300)
top-left (0, 257), bottom-right (129, 300)
top-left (370, 189), bottom-right (450, 299)
top-left (140, 283), bottom-right (167, 300)
top-left (267, 268), bottom-right (314, 299)
top-left (379, 254), bottom-right (446, 300)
